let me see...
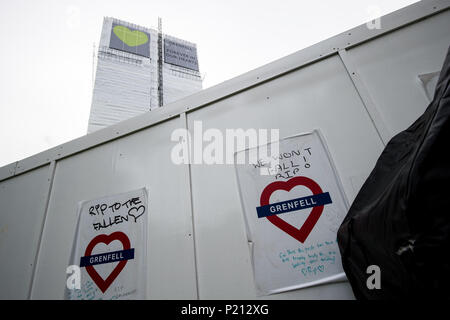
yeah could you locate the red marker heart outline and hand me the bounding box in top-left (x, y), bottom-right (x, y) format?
top-left (84, 231), bottom-right (131, 293)
top-left (260, 176), bottom-right (324, 243)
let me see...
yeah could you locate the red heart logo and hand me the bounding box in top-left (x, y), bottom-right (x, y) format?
top-left (260, 176), bottom-right (324, 243)
top-left (84, 231), bottom-right (131, 293)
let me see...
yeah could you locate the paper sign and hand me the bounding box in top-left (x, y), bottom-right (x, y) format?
top-left (234, 130), bottom-right (349, 295)
top-left (66, 188), bottom-right (148, 300)
top-left (109, 23), bottom-right (150, 58)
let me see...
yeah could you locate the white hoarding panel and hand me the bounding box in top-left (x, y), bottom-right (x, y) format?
top-left (0, 165), bottom-right (50, 299)
top-left (187, 55), bottom-right (384, 299)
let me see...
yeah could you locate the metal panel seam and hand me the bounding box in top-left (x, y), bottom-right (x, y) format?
top-left (180, 112), bottom-right (200, 299)
top-left (27, 160), bottom-right (57, 299)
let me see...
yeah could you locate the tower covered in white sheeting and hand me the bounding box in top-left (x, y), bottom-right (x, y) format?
top-left (88, 17), bottom-right (202, 133)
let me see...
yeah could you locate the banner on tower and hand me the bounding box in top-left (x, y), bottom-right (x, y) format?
top-left (164, 38), bottom-right (199, 71)
top-left (110, 22), bottom-right (150, 58)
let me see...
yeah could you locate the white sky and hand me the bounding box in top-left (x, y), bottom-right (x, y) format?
top-left (0, 0), bottom-right (418, 168)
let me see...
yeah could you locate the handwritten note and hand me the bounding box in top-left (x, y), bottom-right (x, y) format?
top-left (278, 240), bottom-right (338, 277)
top-left (252, 147), bottom-right (313, 179)
top-left (89, 196), bottom-right (145, 230)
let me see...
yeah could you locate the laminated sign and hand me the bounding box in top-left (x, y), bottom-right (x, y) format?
top-left (235, 131), bottom-right (349, 295)
top-left (66, 188), bottom-right (148, 300)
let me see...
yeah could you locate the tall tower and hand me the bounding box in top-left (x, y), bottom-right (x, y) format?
top-left (87, 17), bottom-right (202, 133)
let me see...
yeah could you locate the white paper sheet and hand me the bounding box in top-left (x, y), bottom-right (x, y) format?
top-left (234, 130), bottom-right (349, 295)
top-left (66, 187), bottom-right (148, 300)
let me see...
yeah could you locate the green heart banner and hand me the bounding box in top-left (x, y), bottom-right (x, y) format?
top-left (109, 23), bottom-right (150, 58)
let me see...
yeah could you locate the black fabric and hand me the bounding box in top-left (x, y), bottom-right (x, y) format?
top-left (337, 46), bottom-right (450, 299)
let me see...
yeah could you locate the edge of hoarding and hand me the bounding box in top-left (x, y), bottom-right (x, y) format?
top-left (0, 0), bottom-right (448, 182)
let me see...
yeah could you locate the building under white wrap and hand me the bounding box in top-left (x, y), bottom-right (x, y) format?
top-left (88, 17), bottom-right (202, 133)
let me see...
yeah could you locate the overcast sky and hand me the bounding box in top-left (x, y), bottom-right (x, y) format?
top-left (0, 0), bottom-right (418, 167)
